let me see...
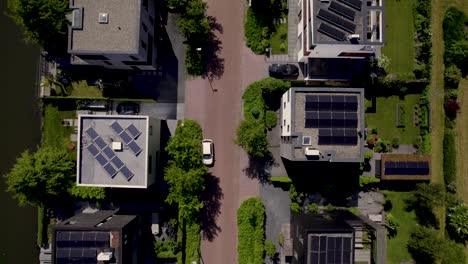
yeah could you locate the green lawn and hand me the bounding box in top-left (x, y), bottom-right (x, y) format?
top-left (42, 104), bottom-right (77, 159)
top-left (366, 95), bottom-right (420, 144)
top-left (381, 0), bottom-right (416, 75)
top-left (385, 191), bottom-right (417, 264)
top-left (270, 23), bottom-right (288, 54)
top-left (69, 80), bottom-right (103, 97)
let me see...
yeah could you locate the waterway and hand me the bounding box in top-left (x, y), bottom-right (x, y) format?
top-left (0, 1), bottom-right (41, 263)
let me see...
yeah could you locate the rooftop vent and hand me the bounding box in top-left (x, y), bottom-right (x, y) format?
top-left (304, 147), bottom-right (320, 156)
top-left (302, 136), bottom-right (312, 145)
top-left (348, 34), bottom-right (360, 40)
top-left (99, 13), bottom-right (109, 24)
top-left (97, 252), bottom-right (113, 261)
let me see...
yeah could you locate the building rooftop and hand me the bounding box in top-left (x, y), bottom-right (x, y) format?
top-left (281, 88), bottom-right (365, 162)
top-left (68, 0), bottom-right (141, 53)
top-left (311, 0), bottom-right (384, 45)
top-left (77, 115), bottom-right (149, 188)
top-left (380, 154), bottom-right (431, 181)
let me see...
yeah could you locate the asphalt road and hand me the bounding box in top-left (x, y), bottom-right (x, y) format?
top-left (184, 0), bottom-right (267, 262)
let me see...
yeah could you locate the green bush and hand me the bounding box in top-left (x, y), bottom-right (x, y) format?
top-left (270, 176), bottom-right (292, 183)
top-left (245, 8), bottom-right (270, 54)
top-left (391, 137), bottom-right (400, 148)
top-left (265, 240), bottom-right (276, 258)
top-left (364, 151), bottom-right (373, 160)
top-left (444, 64), bottom-right (462, 88)
top-left (237, 198), bottom-right (265, 264)
top-left (443, 131), bottom-right (456, 185)
top-left (278, 233), bottom-right (284, 246)
top-left (37, 206), bottom-right (47, 247)
top-left (419, 105), bottom-right (430, 128)
top-left (154, 239), bottom-right (179, 258)
top-left (265, 110), bottom-right (277, 128)
top-left (307, 203), bottom-right (319, 214)
top-left (289, 185), bottom-right (304, 213)
top-left (442, 7), bottom-right (467, 48)
top-left (359, 176), bottom-right (380, 188)
top-left (446, 203), bottom-right (468, 242)
top-left (396, 103), bottom-right (406, 127)
top-left (374, 139), bottom-right (392, 153)
top-left (185, 45), bottom-right (206, 76)
top-left (235, 119), bottom-right (268, 158)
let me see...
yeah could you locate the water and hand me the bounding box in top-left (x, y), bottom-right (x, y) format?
top-left (0, 1), bottom-right (41, 263)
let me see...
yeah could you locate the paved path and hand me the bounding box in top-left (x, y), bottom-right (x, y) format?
top-left (184, 0), bottom-right (266, 263)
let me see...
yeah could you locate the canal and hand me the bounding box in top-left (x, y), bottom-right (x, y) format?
top-left (0, 1), bottom-right (41, 263)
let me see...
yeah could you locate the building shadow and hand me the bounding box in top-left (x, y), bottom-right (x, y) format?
top-left (202, 16), bottom-right (225, 81)
top-left (200, 172), bottom-right (223, 241)
top-left (243, 152), bottom-right (275, 184)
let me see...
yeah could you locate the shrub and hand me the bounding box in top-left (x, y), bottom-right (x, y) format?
top-left (307, 203), bottom-right (319, 214)
top-left (407, 226), bottom-right (441, 264)
top-left (270, 176), bottom-right (292, 183)
top-left (364, 151), bottom-right (373, 160)
top-left (235, 119), bottom-right (268, 158)
top-left (443, 7), bottom-right (467, 47)
top-left (391, 137), bottom-right (400, 148)
top-left (237, 198), bottom-right (265, 264)
top-left (154, 239), bottom-right (179, 258)
top-left (447, 203), bottom-right (468, 242)
top-left (359, 176), bottom-right (380, 188)
top-left (290, 185), bottom-right (304, 213)
top-left (265, 110), bottom-right (277, 128)
top-left (245, 8), bottom-right (270, 54)
top-left (444, 98), bottom-right (460, 119)
top-left (444, 64), bottom-right (462, 88)
top-left (185, 45), bottom-right (206, 75)
top-left (374, 139), bottom-right (392, 153)
top-left (446, 89), bottom-right (458, 99)
top-left (396, 103), bottom-right (406, 127)
top-left (278, 233), bottom-right (284, 246)
top-left (443, 131), bottom-right (456, 185)
top-left (265, 240), bottom-right (276, 259)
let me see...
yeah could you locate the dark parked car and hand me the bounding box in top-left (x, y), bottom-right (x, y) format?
top-left (269, 64), bottom-right (299, 79)
top-left (117, 102), bottom-right (140, 115)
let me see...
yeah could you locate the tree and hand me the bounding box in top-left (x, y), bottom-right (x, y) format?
top-left (164, 164), bottom-right (207, 220)
top-left (167, 0), bottom-right (191, 11)
top-left (377, 54), bottom-right (391, 72)
top-left (176, 0), bottom-right (210, 39)
top-left (444, 64), bottom-right (462, 88)
top-left (264, 240), bottom-right (276, 259)
top-left (235, 119), bottom-right (269, 158)
top-left (8, 0), bottom-right (69, 49)
top-left (4, 147), bottom-right (75, 207)
top-left (444, 98), bottom-right (460, 119)
top-left (68, 184), bottom-right (106, 200)
top-left (445, 40), bottom-right (468, 72)
top-left (165, 119), bottom-right (204, 170)
top-left (407, 183), bottom-right (445, 209)
top-left (407, 226), bottom-right (442, 264)
top-left (447, 203), bottom-right (468, 242)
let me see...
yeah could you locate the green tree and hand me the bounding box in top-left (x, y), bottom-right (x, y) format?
top-left (237, 198), bottom-right (265, 264)
top-left (4, 147), bottom-right (74, 207)
top-left (176, 0), bottom-right (210, 39)
top-left (445, 40), bottom-right (468, 71)
top-left (68, 184), bottom-right (106, 200)
top-left (8, 0), bottom-right (69, 48)
top-left (407, 226), bottom-right (442, 264)
top-left (440, 239), bottom-right (466, 264)
top-left (166, 119), bottom-right (204, 170)
top-left (444, 64), bottom-right (462, 88)
top-left (167, 0), bottom-right (191, 11)
top-left (264, 240), bottom-right (276, 259)
top-left (235, 119), bottom-right (269, 158)
top-left (407, 183), bottom-right (445, 209)
top-left (447, 203), bottom-right (468, 242)
top-left (164, 164), bottom-right (206, 220)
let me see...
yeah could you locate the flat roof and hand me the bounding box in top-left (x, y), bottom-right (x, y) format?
top-left (311, 0), bottom-right (384, 45)
top-left (380, 154), bottom-right (431, 180)
top-left (69, 0), bottom-right (141, 53)
top-left (77, 115), bottom-right (148, 188)
top-left (282, 87), bottom-right (365, 162)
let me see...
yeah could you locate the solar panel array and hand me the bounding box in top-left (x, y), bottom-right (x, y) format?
top-left (337, 0), bottom-right (362, 11)
top-left (111, 121), bottom-right (143, 156)
top-left (317, 9), bottom-right (356, 33)
top-left (384, 161), bottom-right (430, 175)
top-left (55, 231), bottom-right (110, 264)
top-left (304, 95), bottom-right (359, 146)
top-left (309, 234), bottom-right (353, 264)
top-left (329, 1), bottom-right (356, 20)
top-left (318, 23), bottom-right (347, 41)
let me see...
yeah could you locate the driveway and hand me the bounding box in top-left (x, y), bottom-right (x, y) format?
top-left (184, 0), bottom-right (266, 263)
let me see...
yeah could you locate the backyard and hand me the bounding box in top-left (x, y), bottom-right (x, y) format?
top-left (381, 0), bottom-right (416, 75)
top-left (385, 191), bottom-right (418, 264)
top-left (269, 23), bottom-right (288, 54)
top-left (42, 104), bottom-right (77, 159)
top-left (366, 95), bottom-right (421, 144)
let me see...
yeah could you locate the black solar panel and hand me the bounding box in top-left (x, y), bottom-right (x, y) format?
top-left (111, 121), bottom-right (124, 135)
top-left (128, 141), bottom-right (142, 155)
top-left (408, 161), bottom-right (418, 168)
top-left (306, 95), bottom-right (319, 102)
top-left (338, 0), bottom-right (362, 10)
top-left (103, 163), bottom-right (117, 177)
top-left (94, 137), bottom-right (107, 149)
top-left (127, 124), bottom-right (141, 139)
top-left (385, 161), bottom-right (395, 168)
top-left (329, 1), bottom-right (356, 20)
top-left (111, 156), bottom-right (124, 169)
top-left (318, 23), bottom-right (347, 41)
top-left (419, 161), bottom-right (429, 168)
top-left (320, 252), bottom-right (327, 263)
top-left (310, 252), bottom-right (319, 263)
top-left (86, 144), bottom-right (100, 157)
top-left (396, 161), bottom-right (407, 168)
top-left (332, 128), bottom-right (345, 137)
top-left (345, 112), bottom-right (358, 120)
top-left (343, 237), bottom-right (352, 250)
top-left (85, 127), bottom-right (99, 140)
top-left (95, 154), bottom-right (108, 166)
top-left (319, 128), bottom-right (332, 137)
top-left (306, 101), bottom-right (319, 111)
top-left (305, 119), bottom-right (319, 128)
top-left (120, 131), bottom-right (132, 144)
top-left (311, 236), bottom-right (320, 251)
top-left (306, 111), bottom-right (319, 119)
top-left (319, 95), bottom-right (333, 103)
top-left (317, 9), bottom-right (356, 33)
top-left (102, 147), bottom-right (115, 159)
top-left (120, 166), bottom-right (134, 180)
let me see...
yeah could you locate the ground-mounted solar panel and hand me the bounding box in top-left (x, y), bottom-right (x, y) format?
top-left (127, 124), bottom-right (141, 139)
top-left (85, 127), bottom-right (99, 140)
top-left (102, 147), bottom-right (115, 159)
top-left (330, 1), bottom-right (356, 20)
top-left (318, 23), bottom-right (347, 41)
top-left (120, 131), bottom-right (133, 144)
top-left (111, 156), bottom-right (125, 169)
top-left (337, 0), bottom-right (362, 10)
top-left (111, 121), bottom-right (124, 135)
top-left (86, 144), bottom-right (100, 157)
top-left (103, 163), bottom-right (117, 177)
top-left (305, 101), bottom-right (319, 111)
top-left (317, 9), bottom-right (356, 33)
top-left (128, 141), bottom-right (143, 155)
top-left (120, 166), bottom-right (135, 181)
top-left (94, 137), bottom-right (107, 149)
top-left (95, 154), bottom-right (108, 166)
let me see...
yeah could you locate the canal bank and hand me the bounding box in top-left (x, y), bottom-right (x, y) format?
top-left (0, 1), bottom-right (41, 263)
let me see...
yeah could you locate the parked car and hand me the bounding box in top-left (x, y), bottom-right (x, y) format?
top-left (268, 64), bottom-right (299, 79)
top-left (117, 102), bottom-right (140, 115)
top-left (202, 139), bottom-right (214, 166)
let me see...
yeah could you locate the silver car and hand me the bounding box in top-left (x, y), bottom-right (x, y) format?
top-left (202, 139), bottom-right (214, 166)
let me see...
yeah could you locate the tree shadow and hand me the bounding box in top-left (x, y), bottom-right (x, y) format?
top-left (243, 152), bottom-right (275, 184)
top-left (202, 16), bottom-right (225, 81)
top-left (200, 172), bottom-right (223, 241)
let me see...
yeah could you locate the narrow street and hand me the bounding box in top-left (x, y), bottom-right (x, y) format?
top-left (184, 0), bottom-right (266, 262)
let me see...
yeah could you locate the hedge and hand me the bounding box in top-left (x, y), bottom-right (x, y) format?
top-left (396, 103), bottom-right (406, 127)
top-left (270, 176), bottom-right (292, 183)
top-left (244, 8), bottom-right (270, 54)
top-left (443, 131), bottom-right (456, 185)
top-left (237, 198), bottom-right (265, 264)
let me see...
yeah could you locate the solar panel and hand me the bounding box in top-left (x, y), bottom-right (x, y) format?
top-left (127, 124), bottom-right (141, 139)
top-left (318, 136), bottom-right (332, 145)
top-left (319, 95), bottom-right (333, 103)
top-left (329, 1), bottom-right (356, 20)
top-left (320, 252), bottom-right (327, 263)
top-left (111, 121), bottom-right (124, 135)
top-left (317, 9), bottom-right (356, 33)
top-left (396, 161), bottom-right (407, 168)
top-left (345, 95), bottom-right (358, 103)
top-left (103, 163), bottom-right (117, 177)
top-left (306, 111), bottom-right (319, 119)
top-left (344, 129), bottom-right (356, 137)
top-left (306, 101), bottom-right (319, 111)
top-left (305, 119), bottom-right (319, 128)
top-left (96, 154), bottom-right (108, 166)
top-left (86, 144), bottom-right (100, 157)
top-left (319, 128), bottom-right (332, 137)
top-left (343, 237), bottom-right (352, 250)
top-left (85, 127), bottom-right (99, 140)
top-left (102, 147), bottom-right (115, 159)
top-left (120, 131), bottom-right (133, 144)
top-left (419, 161), bottom-right (429, 168)
top-left (306, 95), bottom-right (318, 102)
top-left (56, 231), bottom-right (70, 242)
top-left (336, 236), bottom-right (342, 250)
top-left (332, 128), bottom-right (345, 137)
top-left (94, 137), bottom-right (107, 149)
top-left (310, 252), bottom-right (319, 263)
top-left (332, 112), bottom-right (345, 120)
top-left (111, 156), bottom-right (124, 169)
top-left (120, 166), bottom-right (135, 180)
top-left (345, 112), bottom-right (358, 120)
top-left (318, 23), bottom-right (347, 41)
top-left (337, 0), bottom-right (362, 10)
top-left (408, 161), bottom-right (418, 168)
top-left (311, 236), bottom-right (320, 251)
top-left (319, 111), bottom-right (332, 120)
top-left (328, 252), bottom-right (335, 263)
top-left (128, 141), bottom-right (143, 155)
top-left (95, 232), bottom-right (109, 242)
top-left (385, 161), bottom-right (395, 168)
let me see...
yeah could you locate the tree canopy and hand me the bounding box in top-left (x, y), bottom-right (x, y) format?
top-left (68, 184), bottom-right (106, 201)
top-left (166, 119), bottom-right (204, 170)
top-left (235, 119), bottom-right (269, 158)
top-left (407, 183), bottom-right (445, 209)
top-left (176, 0), bottom-right (210, 40)
top-left (4, 147), bottom-right (74, 207)
top-left (447, 203), bottom-right (468, 242)
top-left (8, 0), bottom-right (69, 49)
